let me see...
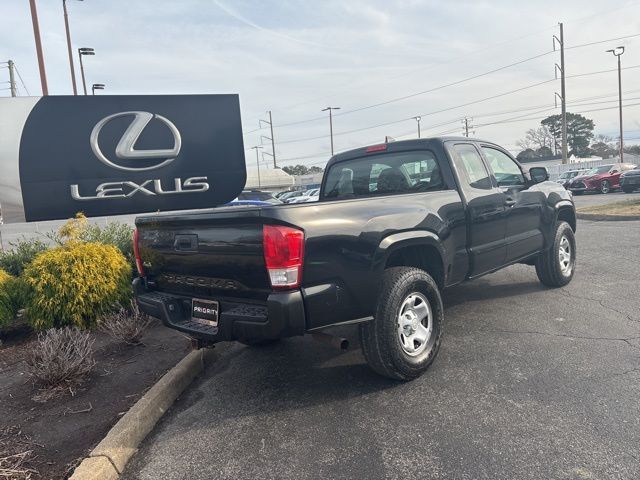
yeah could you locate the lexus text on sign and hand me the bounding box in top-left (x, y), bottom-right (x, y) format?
top-left (0, 95), bottom-right (246, 223)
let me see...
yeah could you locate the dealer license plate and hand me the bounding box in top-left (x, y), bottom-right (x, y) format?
top-left (191, 298), bottom-right (219, 326)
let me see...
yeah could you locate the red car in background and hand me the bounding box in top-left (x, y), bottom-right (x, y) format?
top-left (568, 163), bottom-right (637, 194)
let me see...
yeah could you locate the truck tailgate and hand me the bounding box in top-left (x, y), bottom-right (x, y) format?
top-left (136, 208), bottom-right (271, 301)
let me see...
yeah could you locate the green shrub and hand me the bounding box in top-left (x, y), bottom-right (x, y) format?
top-left (0, 237), bottom-right (48, 276)
top-left (0, 270), bottom-right (13, 327)
top-left (0, 270), bottom-right (30, 329)
top-left (45, 214), bottom-right (135, 271)
top-left (24, 241), bottom-right (132, 329)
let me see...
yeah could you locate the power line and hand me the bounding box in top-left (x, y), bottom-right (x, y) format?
top-left (276, 99), bottom-right (640, 166)
top-left (13, 63), bottom-right (31, 96)
top-left (244, 32), bottom-right (640, 135)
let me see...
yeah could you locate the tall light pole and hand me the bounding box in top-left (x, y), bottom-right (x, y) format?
top-left (92, 83), bottom-right (105, 95)
top-left (251, 146), bottom-right (263, 188)
top-left (322, 107), bottom-right (340, 155)
top-left (607, 46), bottom-right (625, 163)
top-left (28, 0), bottom-right (48, 95)
top-left (63, 0), bottom-right (83, 95)
top-left (78, 47), bottom-right (94, 95)
top-left (413, 116), bottom-right (422, 138)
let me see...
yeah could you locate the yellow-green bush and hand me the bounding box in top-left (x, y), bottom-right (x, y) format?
top-left (0, 269), bottom-right (14, 327)
top-left (24, 242), bottom-right (131, 329)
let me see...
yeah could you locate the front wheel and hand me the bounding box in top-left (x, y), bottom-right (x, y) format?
top-left (600, 180), bottom-right (611, 194)
top-left (359, 267), bottom-right (443, 381)
top-left (622, 186), bottom-right (635, 194)
top-left (535, 221), bottom-right (576, 287)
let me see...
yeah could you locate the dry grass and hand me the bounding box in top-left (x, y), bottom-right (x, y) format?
top-left (98, 300), bottom-right (152, 345)
top-left (578, 199), bottom-right (640, 216)
top-left (27, 327), bottom-right (95, 387)
top-left (0, 427), bottom-right (38, 480)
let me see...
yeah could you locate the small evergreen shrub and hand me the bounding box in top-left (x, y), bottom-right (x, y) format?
top-left (46, 213), bottom-right (135, 271)
top-left (24, 242), bottom-right (131, 329)
top-left (0, 237), bottom-right (48, 276)
top-left (0, 270), bottom-right (14, 328)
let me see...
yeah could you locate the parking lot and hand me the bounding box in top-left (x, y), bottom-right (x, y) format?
top-left (123, 218), bottom-right (640, 480)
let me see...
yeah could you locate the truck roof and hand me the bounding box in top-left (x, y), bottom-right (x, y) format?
top-left (326, 136), bottom-right (502, 169)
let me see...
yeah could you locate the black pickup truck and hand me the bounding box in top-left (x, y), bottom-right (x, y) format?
top-left (133, 137), bottom-right (576, 380)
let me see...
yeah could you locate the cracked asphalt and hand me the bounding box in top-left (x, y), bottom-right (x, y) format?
top-left (124, 219), bottom-right (640, 480)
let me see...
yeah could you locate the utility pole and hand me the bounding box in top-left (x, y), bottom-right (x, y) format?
top-left (29, 0), bottom-right (48, 95)
top-left (462, 117), bottom-right (474, 137)
top-left (553, 23), bottom-right (568, 164)
top-left (8, 60), bottom-right (17, 97)
top-left (322, 107), bottom-right (341, 155)
top-left (62, 0), bottom-right (79, 95)
top-left (251, 146), bottom-right (263, 188)
top-left (413, 116), bottom-right (422, 138)
top-left (259, 111), bottom-right (277, 168)
top-left (607, 46), bottom-right (625, 163)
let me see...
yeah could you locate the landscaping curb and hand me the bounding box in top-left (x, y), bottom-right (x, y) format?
top-left (577, 212), bottom-right (640, 221)
top-left (69, 348), bottom-right (216, 480)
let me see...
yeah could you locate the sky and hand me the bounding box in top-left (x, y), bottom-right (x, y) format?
top-left (2, 0), bottom-right (640, 171)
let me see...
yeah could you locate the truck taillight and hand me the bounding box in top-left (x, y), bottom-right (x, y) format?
top-left (263, 225), bottom-right (304, 289)
top-left (133, 228), bottom-right (145, 277)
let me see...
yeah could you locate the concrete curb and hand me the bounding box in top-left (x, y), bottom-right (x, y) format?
top-left (577, 212), bottom-right (640, 221)
top-left (70, 348), bottom-right (215, 480)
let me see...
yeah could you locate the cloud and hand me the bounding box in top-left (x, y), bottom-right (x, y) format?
top-left (2, 0), bottom-right (640, 165)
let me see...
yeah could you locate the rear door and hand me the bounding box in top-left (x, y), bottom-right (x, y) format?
top-left (480, 145), bottom-right (545, 262)
top-left (447, 142), bottom-right (506, 277)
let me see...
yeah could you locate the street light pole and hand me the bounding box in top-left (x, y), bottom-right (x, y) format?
top-left (413, 116), bottom-right (421, 138)
top-left (322, 107), bottom-right (341, 155)
top-left (28, 0), bottom-right (48, 95)
top-left (607, 46), bottom-right (625, 163)
top-left (63, 0), bottom-right (82, 95)
top-left (251, 146), bottom-right (263, 188)
top-left (78, 47), bottom-right (94, 95)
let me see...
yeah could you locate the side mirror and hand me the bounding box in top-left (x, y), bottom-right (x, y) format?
top-left (611, 170), bottom-right (619, 174)
top-left (529, 167), bottom-right (549, 184)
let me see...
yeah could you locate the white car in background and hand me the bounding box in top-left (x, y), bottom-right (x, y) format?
top-left (288, 188), bottom-right (320, 203)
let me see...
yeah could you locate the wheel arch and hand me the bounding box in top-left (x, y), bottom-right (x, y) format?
top-left (555, 203), bottom-right (577, 232)
top-left (374, 231), bottom-right (446, 289)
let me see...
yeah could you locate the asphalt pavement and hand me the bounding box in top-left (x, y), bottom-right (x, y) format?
top-left (125, 218), bottom-right (640, 480)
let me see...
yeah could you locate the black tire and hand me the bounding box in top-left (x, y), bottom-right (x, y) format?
top-left (572, 190), bottom-right (583, 195)
top-left (359, 267), bottom-right (444, 381)
top-left (622, 187), bottom-right (635, 194)
top-left (238, 338), bottom-right (281, 347)
top-left (600, 180), bottom-right (610, 194)
top-left (535, 221), bottom-right (576, 288)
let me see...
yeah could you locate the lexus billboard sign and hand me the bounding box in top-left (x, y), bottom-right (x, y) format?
top-left (0, 95), bottom-right (246, 223)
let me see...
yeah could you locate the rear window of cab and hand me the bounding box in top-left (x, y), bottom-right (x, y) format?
top-left (322, 151), bottom-right (449, 200)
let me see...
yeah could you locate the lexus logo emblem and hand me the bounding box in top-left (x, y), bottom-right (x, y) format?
top-left (90, 111), bottom-right (182, 172)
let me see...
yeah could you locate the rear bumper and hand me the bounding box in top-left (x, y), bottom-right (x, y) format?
top-left (133, 278), bottom-right (306, 343)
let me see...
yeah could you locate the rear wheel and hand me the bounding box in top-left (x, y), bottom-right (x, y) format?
top-left (535, 221), bottom-right (576, 288)
top-left (600, 180), bottom-right (611, 194)
top-left (359, 267), bottom-right (443, 381)
top-left (622, 186), bottom-right (635, 193)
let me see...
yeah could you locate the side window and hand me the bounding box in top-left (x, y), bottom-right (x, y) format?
top-left (451, 144), bottom-right (492, 190)
top-left (482, 147), bottom-right (524, 187)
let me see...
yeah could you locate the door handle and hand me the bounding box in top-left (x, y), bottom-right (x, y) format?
top-left (504, 197), bottom-right (516, 207)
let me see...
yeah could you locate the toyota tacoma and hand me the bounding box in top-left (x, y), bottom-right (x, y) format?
top-left (133, 137), bottom-right (577, 380)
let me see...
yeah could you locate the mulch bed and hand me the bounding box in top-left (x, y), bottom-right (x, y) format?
top-left (0, 321), bottom-right (190, 479)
